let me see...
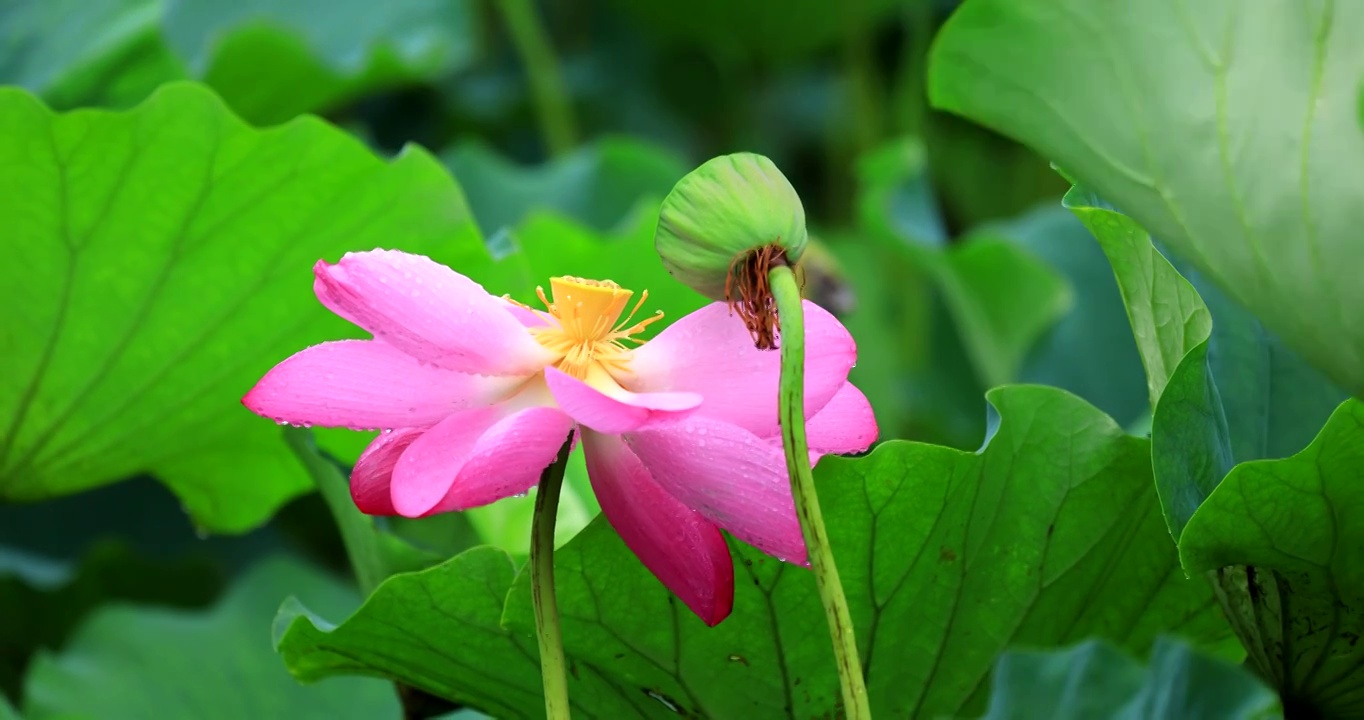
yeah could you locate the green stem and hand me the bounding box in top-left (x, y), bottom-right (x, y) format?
top-left (498, 0), bottom-right (578, 157)
top-left (531, 434), bottom-right (575, 720)
top-left (843, 0), bottom-right (884, 155)
top-left (769, 265), bottom-right (873, 719)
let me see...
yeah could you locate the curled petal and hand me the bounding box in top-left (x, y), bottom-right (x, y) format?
top-left (582, 431), bottom-right (734, 626)
top-left (544, 366), bottom-right (700, 434)
top-left (243, 340), bottom-right (517, 430)
top-left (314, 249), bottom-right (553, 376)
top-left (626, 416), bottom-right (808, 566)
top-left (625, 301), bottom-right (855, 438)
top-left (351, 427), bottom-right (425, 515)
top-left (806, 383), bottom-right (878, 456)
top-left (390, 404), bottom-right (573, 517)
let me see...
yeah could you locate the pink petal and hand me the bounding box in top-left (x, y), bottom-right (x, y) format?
top-left (582, 430), bottom-right (734, 625)
top-left (314, 250), bottom-right (553, 376)
top-left (544, 366), bottom-right (700, 434)
top-left (626, 416), bottom-right (808, 565)
top-left (243, 340), bottom-right (517, 430)
top-left (434, 406), bottom-right (576, 512)
top-left (350, 428), bottom-right (424, 515)
top-left (806, 383), bottom-right (878, 455)
top-left (626, 301), bottom-right (856, 438)
top-left (389, 404), bottom-right (573, 517)
top-left (502, 300), bottom-right (552, 328)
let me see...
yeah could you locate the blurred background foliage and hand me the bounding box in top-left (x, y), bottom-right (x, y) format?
top-left (0, 0), bottom-right (1151, 715)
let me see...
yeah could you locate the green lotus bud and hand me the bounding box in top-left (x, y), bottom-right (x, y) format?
top-left (654, 152), bottom-right (808, 348)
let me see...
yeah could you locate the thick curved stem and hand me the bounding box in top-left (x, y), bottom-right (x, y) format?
top-left (769, 265), bottom-right (873, 719)
top-left (531, 434), bottom-right (576, 719)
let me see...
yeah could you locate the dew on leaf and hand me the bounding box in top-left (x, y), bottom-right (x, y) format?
top-left (642, 689), bottom-right (683, 714)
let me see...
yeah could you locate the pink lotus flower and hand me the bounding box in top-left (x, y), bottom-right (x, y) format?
top-left (244, 249), bottom-right (876, 625)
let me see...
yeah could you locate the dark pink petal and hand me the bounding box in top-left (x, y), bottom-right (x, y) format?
top-left (626, 301), bottom-right (856, 438)
top-left (242, 340), bottom-right (517, 430)
top-left (582, 430), bottom-right (734, 625)
top-left (626, 416), bottom-right (808, 566)
top-left (389, 405), bottom-right (573, 517)
top-left (544, 366), bottom-right (700, 434)
top-left (313, 250), bottom-right (553, 376)
top-left (350, 427), bottom-right (424, 515)
top-left (806, 382), bottom-right (878, 455)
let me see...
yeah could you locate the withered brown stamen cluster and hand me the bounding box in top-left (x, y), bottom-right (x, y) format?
top-left (724, 243), bottom-right (803, 350)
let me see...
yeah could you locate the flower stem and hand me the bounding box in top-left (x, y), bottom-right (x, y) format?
top-left (531, 434), bottom-right (576, 720)
top-left (768, 265), bottom-right (873, 719)
top-left (498, 0), bottom-right (578, 157)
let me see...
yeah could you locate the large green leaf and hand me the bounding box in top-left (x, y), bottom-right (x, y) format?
top-left (1066, 189), bottom-right (1345, 538)
top-left (929, 0), bottom-right (1364, 398)
top-left (1179, 400), bottom-right (1364, 718)
top-left (1150, 256), bottom-right (1345, 538)
top-left (0, 0), bottom-right (476, 123)
top-left (852, 139), bottom-right (1147, 435)
top-left (23, 556), bottom-right (397, 720)
top-left (276, 547), bottom-right (619, 719)
top-left (1070, 189), bottom-right (1361, 714)
top-left (0, 542), bottom-right (222, 700)
top-left (444, 138), bottom-right (687, 237)
top-left (1003, 205), bottom-right (1148, 429)
top-left (979, 637), bottom-right (1279, 720)
top-left (276, 385), bottom-right (1232, 718)
top-left (1063, 189), bottom-right (1209, 409)
top-left (1182, 399), bottom-right (1364, 596)
top-left (0, 82), bottom-right (489, 532)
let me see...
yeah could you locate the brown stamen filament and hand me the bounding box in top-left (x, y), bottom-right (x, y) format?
top-left (724, 243), bottom-right (802, 350)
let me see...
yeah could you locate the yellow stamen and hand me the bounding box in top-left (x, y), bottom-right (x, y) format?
top-left (524, 276), bottom-right (663, 380)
